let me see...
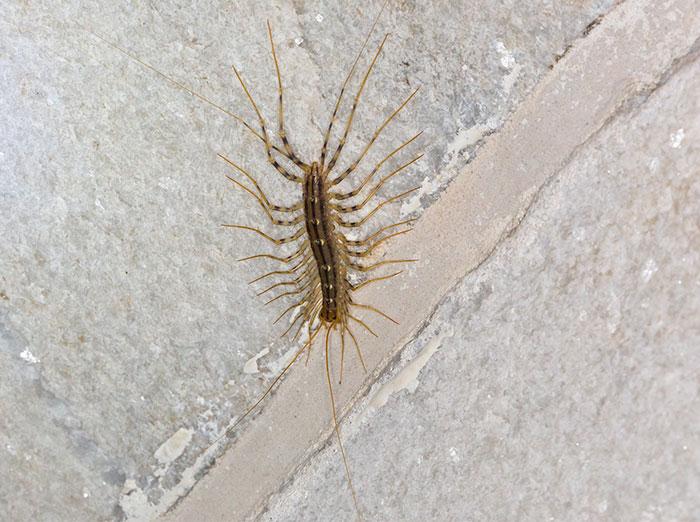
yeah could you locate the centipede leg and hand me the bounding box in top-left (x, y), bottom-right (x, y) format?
top-left (319, 1), bottom-right (388, 169)
top-left (351, 270), bottom-right (403, 292)
top-left (267, 22), bottom-right (308, 171)
top-left (329, 88), bottom-right (420, 186)
top-left (222, 224), bottom-right (304, 245)
top-left (345, 324), bottom-right (367, 373)
top-left (324, 34), bottom-right (390, 176)
top-left (349, 258), bottom-right (417, 272)
top-left (232, 65), bottom-right (303, 184)
top-left (330, 132), bottom-right (422, 200)
top-left (350, 302), bottom-right (399, 325)
top-left (332, 155), bottom-right (423, 214)
top-left (336, 187), bottom-right (419, 229)
top-left (219, 154), bottom-right (302, 212)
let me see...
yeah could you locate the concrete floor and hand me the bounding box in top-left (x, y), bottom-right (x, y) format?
top-left (2, 0), bottom-right (698, 521)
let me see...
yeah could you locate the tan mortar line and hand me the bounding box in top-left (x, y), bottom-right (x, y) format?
top-left (162, 0), bottom-right (700, 520)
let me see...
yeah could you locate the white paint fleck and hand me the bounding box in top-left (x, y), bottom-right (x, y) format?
top-left (154, 428), bottom-right (193, 466)
top-left (243, 347), bottom-right (270, 374)
top-left (315, 13), bottom-right (324, 23)
top-left (648, 157), bottom-right (660, 172)
top-left (82, 487), bottom-right (91, 499)
top-left (495, 41), bottom-right (521, 94)
top-left (641, 258), bottom-right (658, 283)
top-left (294, 36), bottom-right (304, 46)
top-left (598, 499), bottom-right (608, 513)
top-left (606, 290), bottom-right (621, 334)
top-left (448, 447), bottom-right (460, 463)
top-left (669, 128), bottom-right (685, 148)
top-left (19, 348), bottom-right (39, 364)
top-left (369, 326), bottom-right (452, 411)
top-left (495, 41), bottom-right (515, 68)
top-left (433, 115), bottom-right (501, 191)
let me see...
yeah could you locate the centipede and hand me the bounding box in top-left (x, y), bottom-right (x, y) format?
top-left (88, 1), bottom-right (421, 519)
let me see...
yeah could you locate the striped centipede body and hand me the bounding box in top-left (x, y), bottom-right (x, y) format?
top-left (220, 6), bottom-right (422, 515)
top-left (89, 1), bottom-right (421, 518)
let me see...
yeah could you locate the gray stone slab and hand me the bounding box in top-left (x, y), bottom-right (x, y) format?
top-left (0, 0), bottom-right (623, 520)
top-left (263, 38), bottom-right (700, 522)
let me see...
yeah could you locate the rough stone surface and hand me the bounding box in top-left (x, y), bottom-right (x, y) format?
top-left (263, 47), bottom-right (700, 521)
top-left (2, 0), bottom-right (658, 519)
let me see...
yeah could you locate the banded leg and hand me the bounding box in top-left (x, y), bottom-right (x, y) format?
top-left (332, 154), bottom-right (423, 213)
top-left (346, 228), bottom-right (413, 258)
top-left (320, 0), bottom-right (389, 168)
top-left (238, 242), bottom-right (308, 263)
top-left (258, 272), bottom-right (310, 297)
top-left (329, 88), bottom-right (420, 186)
top-left (247, 253), bottom-right (311, 284)
top-left (274, 285), bottom-right (321, 325)
top-left (222, 224), bottom-right (305, 245)
top-left (226, 176), bottom-right (304, 226)
top-left (265, 280), bottom-right (315, 306)
top-left (232, 66), bottom-right (303, 183)
top-left (335, 187), bottom-right (419, 228)
top-left (219, 154), bottom-right (303, 212)
top-left (330, 132), bottom-right (422, 199)
top-left (267, 22), bottom-right (308, 170)
top-left (286, 293), bottom-right (323, 341)
top-left (350, 302), bottom-right (398, 324)
top-left (325, 34), bottom-right (389, 175)
top-left (340, 219), bottom-right (416, 247)
top-left (350, 270), bottom-right (402, 292)
top-left (349, 258), bottom-right (417, 272)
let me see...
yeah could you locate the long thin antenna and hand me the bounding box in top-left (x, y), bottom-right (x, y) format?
top-left (320, 0), bottom-right (390, 168)
top-left (81, 24), bottom-right (275, 147)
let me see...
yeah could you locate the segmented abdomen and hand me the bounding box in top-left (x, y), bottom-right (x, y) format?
top-left (303, 162), bottom-right (345, 322)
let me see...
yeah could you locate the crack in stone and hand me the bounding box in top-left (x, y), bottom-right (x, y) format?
top-left (250, 19), bottom-right (700, 522)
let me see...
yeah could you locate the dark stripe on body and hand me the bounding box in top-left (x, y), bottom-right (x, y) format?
top-left (304, 162), bottom-right (339, 322)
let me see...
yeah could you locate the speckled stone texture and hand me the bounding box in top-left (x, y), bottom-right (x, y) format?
top-left (263, 47), bottom-right (700, 521)
top-left (1, 0), bottom-right (647, 520)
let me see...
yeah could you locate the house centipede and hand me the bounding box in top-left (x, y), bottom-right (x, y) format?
top-left (87, 1), bottom-right (421, 519)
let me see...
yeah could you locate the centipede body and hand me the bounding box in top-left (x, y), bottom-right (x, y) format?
top-left (87, 2), bottom-right (421, 519)
top-left (218, 9), bottom-right (422, 517)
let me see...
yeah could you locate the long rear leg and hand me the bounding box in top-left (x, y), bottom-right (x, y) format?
top-left (324, 325), bottom-right (362, 518)
top-left (214, 326), bottom-right (322, 444)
